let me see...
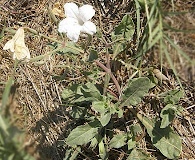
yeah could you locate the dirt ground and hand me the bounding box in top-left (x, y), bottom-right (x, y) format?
top-left (0, 0), bottom-right (194, 159)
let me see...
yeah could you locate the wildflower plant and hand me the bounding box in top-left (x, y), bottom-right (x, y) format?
top-left (1, 0), bottom-right (193, 159)
top-left (54, 1), bottom-right (187, 159)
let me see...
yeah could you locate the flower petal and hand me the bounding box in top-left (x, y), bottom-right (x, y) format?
top-left (66, 27), bottom-right (81, 42)
top-left (3, 27), bottom-right (30, 61)
top-left (81, 21), bottom-right (96, 35)
top-left (64, 2), bottom-right (79, 19)
top-left (3, 39), bottom-right (15, 52)
top-left (3, 27), bottom-right (25, 52)
top-left (79, 5), bottom-right (95, 22)
top-left (14, 45), bottom-right (30, 60)
top-left (58, 18), bottom-right (78, 33)
top-left (58, 18), bottom-right (81, 42)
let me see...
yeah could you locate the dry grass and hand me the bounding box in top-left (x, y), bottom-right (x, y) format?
top-left (0, 0), bottom-right (194, 159)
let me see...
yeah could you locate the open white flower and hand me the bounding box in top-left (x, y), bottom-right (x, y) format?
top-left (3, 27), bottom-right (30, 61)
top-left (58, 2), bottom-right (96, 42)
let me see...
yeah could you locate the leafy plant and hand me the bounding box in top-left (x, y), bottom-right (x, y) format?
top-left (160, 89), bottom-right (184, 128)
top-left (111, 15), bottom-right (135, 59)
top-left (58, 0), bottom-right (186, 157)
top-left (137, 113), bottom-right (182, 159)
top-left (61, 77), bottom-right (155, 158)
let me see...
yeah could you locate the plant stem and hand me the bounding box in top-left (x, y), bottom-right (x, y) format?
top-left (95, 60), bottom-right (121, 97)
top-left (4, 27), bottom-right (85, 54)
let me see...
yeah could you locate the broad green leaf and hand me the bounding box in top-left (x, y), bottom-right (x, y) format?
top-left (127, 149), bottom-right (154, 160)
top-left (110, 104), bottom-right (123, 118)
top-left (89, 49), bottom-right (98, 61)
top-left (112, 42), bottom-right (126, 59)
top-left (120, 77), bottom-right (154, 107)
top-left (92, 101), bottom-right (119, 126)
top-left (62, 82), bottom-right (103, 104)
top-left (112, 15), bottom-right (135, 41)
top-left (109, 133), bottom-right (127, 149)
top-left (92, 101), bottom-right (107, 114)
top-left (69, 106), bottom-right (87, 119)
top-left (116, 108), bottom-right (123, 118)
top-left (99, 139), bottom-right (107, 160)
top-left (57, 41), bottom-right (80, 55)
top-left (66, 120), bottom-right (101, 146)
top-left (77, 82), bottom-right (102, 101)
top-left (162, 89), bottom-right (184, 104)
top-left (137, 114), bottom-right (182, 159)
top-left (130, 124), bottom-right (143, 136)
top-left (160, 104), bottom-right (183, 128)
top-left (127, 139), bottom-right (136, 150)
top-left (90, 135), bottom-right (99, 149)
top-left (111, 15), bottom-right (135, 58)
top-left (98, 112), bottom-right (111, 127)
top-left (61, 88), bottom-right (75, 100)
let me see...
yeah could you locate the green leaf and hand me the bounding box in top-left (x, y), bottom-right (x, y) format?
top-left (89, 135), bottom-right (99, 149)
top-left (69, 146), bottom-right (81, 160)
top-left (112, 15), bottom-right (135, 41)
top-left (163, 89), bottom-right (184, 104)
top-left (63, 147), bottom-right (81, 160)
top-left (99, 138), bottom-right (107, 160)
top-left (62, 82), bottom-right (103, 104)
top-left (109, 133), bottom-right (127, 149)
top-left (137, 114), bottom-right (182, 159)
top-left (88, 49), bottom-right (98, 61)
top-left (127, 149), bottom-right (154, 160)
top-left (1, 77), bottom-right (14, 110)
top-left (0, 115), bottom-right (9, 135)
top-left (98, 112), bottom-right (111, 127)
top-left (120, 77), bottom-right (154, 107)
top-left (160, 104), bottom-right (183, 128)
top-left (112, 42), bottom-right (126, 59)
top-left (111, 15), bottom-right (135, 59)
top-left (127, 139), bottom-right (136, 150)
top-left (69, 106), bottom-right (87, 119)
top-left (110, 104), bottom-right (123, 118)
top-left (57, 41), bottom-right (80, 55)
top-left (66, 120), bottom-right (101, 146)
top-left (130, 124), bottom-right (143, 136)
top-left (92, 101), bottom-right (107, 114)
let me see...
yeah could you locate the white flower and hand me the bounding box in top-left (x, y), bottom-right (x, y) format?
top-left (58, 2), bottom-right (96, 42)
top-left (3, 27), bottom-right (30, 61)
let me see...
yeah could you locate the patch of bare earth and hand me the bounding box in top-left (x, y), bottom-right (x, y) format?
top-left (0, 0), bottom-right (194, 159)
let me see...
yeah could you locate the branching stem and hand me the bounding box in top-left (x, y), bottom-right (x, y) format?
top-left (95, 60), bottom-right (121, 97)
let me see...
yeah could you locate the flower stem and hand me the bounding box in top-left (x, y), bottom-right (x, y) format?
top-left (4, 27), bottom-right (85, 54)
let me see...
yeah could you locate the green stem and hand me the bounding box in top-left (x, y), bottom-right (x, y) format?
top-left (4, 27), bottom-right (85, 54)
top-left (29, 46), bottom-right (63, 62)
